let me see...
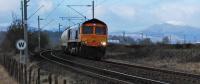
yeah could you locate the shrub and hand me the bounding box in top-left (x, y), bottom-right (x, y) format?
top-left (1, 19), bottom-right (49, 52)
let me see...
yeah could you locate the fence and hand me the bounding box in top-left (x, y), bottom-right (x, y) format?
top-left (0, 55), bottom-right (69, 84)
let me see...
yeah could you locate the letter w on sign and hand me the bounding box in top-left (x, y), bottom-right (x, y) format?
top-left (19, 42), bottom-right (25, 47)
top-left (16, 40), bottom-right (27, 50)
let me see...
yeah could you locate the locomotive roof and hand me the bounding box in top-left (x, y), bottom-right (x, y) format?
top-left (82, 18), bottom-right (106, 25)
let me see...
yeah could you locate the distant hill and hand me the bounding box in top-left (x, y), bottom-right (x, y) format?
top-left (110, 23), bottom-right (200, 43)
top-left (0, 26), bottom-right (7, 31)
top-left (140, 23), bottom-right (200, 43)
top-left (142, 23), bottom-right (200, 36)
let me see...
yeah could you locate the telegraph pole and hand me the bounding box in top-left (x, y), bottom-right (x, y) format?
top-left (123, 31), bottom-right (126, 42)
top-left (145, 34), bottom-right (148, 38)
top-left (23, 0), bottom-right (30, 64)
top-left (92, 0), bottom-right (95, 19)
top-left (59, 23), bottom-right (62, 37)
top-left (183, 34), bottom-right (186, 44)
top-left (141, 33), bottom-right (144, 40)
top-left (169, 35), bottom-right (172, 44)
top-left (37, 16), bottom-right (43, 50)
top-left (38, 16), bottom-right (41, 50)
top-left (38, 16), bottom-right (40, 50)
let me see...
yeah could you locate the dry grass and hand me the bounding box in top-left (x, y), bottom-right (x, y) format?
top-left (106, 45), bottom-right (200, 74)
top-left (0, 65), bottom-right (17, 84)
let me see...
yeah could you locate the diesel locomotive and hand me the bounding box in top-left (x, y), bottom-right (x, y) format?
top-left (61, 18), bottom-right (108, 60)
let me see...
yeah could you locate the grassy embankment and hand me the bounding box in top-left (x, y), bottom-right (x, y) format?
top-left (106, 44), bottom-right (200, 74)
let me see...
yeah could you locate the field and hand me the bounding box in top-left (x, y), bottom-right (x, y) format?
top-left (1, 44), bottom-right (200, 84)
top-left (106, 44), bottom-right (200, 74)
top-left (0, 65), bottom-right (17, 84)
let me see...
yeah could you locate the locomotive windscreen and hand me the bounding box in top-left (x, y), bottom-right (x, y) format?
top-left (82, 26), bottom-right (93, 34)
top-left (95, 27), bottom-right (106, 35)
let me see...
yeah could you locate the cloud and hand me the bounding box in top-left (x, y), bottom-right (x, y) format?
top-left (166, 20), bottom-right (185, 26)
top-left (94, 5), bottom-right (136, 20)
top-left (0, 0), bottom-right (20, 13)
top-left (110, 5), bottom-right (136, 19)
top-left (153, 3), bottom-right (200, 23)
top-left (95, 5), bottom-right (107, 18)
top-left (0, 0), bottom-right (20, 27)
top-left (38, 0), bottom-right (53, 14)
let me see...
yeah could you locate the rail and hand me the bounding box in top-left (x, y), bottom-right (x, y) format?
top-left (39, 49), bottom-right (168, 84)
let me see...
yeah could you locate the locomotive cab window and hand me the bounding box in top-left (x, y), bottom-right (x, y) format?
top-left (68, 29), bottom-right (71, 40)
top-left (95, 27), bottom-right (106, 35)
top-left (75, 30), bottom-right (78, 39)
top-left (82, 26), bottom-right (93, 34)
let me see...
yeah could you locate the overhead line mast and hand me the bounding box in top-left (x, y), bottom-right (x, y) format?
top-left (38, 16), bottom-right (44, 50)
top-left (59, 23), bottom-right (62, 37)
top-left (23, 0), bottom-right (30, 64)
top-left (92, 0), bottom-right (95, 19)
top-left (21, 0), bottom-right (24, 26)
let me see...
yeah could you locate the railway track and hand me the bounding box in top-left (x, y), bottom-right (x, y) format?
top-left (103, 60), bottom-right (200, 84)
top-left (39, 49), bottom-right (168, 84)
top-left (51, 50), bottom-right (200, 84)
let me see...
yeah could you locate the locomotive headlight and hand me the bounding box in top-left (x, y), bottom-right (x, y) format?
top-left (101, 42), bottom-right (107, 46)
top-left (82, 41), bottom-right (87, 45)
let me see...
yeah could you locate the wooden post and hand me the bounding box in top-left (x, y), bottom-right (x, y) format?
top-left (63, 80), bottom-right (66, 84)
top-left (48, 74), bottom-right (52, 84)
top-left (24, 65), bottom-right (27, 84)
top-left (54, 75), bottom-right (58, 84)
top-left (32, 69), bottom-right (36, 84)
top-left (10, 59), bottom-right (14, 76)
top-left (9, 58), bottom-right (11, 75)
top-left (28, 67), bottom-right (33, 84)
top-left (3, 56), bottom-right (5, 66)
top-left (6, 56), bottom-right (8, 69)
top-left (13, 60), bottom-right (15, 78)
top-left (10, 58), bottom-right (13, 75)
top-left (20, 63), bottom-right (23, 84)
top-left (22, 64), bottom-right (24, 84)
top-left (17, 62), bottom-right (20, 83)
top-left (15, 60), bottom-right (18, 80)
top-left (37, 68), bottom-right (40, 84)
top-left (19, 63), bottom-right (21, 84)
top-left (9, 58), bottom-right (12, 75)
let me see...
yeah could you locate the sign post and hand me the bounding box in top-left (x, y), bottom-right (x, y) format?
top-left (16, 39), bottom-right (27, 64)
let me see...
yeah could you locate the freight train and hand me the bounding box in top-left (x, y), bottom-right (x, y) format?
top-left (60, 18), bottom-right (108, 60)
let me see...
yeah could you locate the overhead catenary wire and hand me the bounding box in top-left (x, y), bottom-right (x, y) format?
top-left (64, 0), bottom-right (107, 25)
top-left (41, 19), bottom-right (55, 29)
top-left (64, 3), bottom-right (93, 28)
top-left (66, 5), bottom-right (88, 20)
top-left (60, 17), bottom-right (85, 27)
top-left (44, 0), bottom-right (65, 20)
top-left (42, 0), bottom-right (107, 30)
top-left (41, 0), bottom-right (66, 30)
top-left (81, 0), bottom-right (108, 18)
top-left (28, 5), bottom-right (44, 20)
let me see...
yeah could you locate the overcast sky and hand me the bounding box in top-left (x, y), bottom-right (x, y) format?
top-left (1, 0), bottom-right (200, 32)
